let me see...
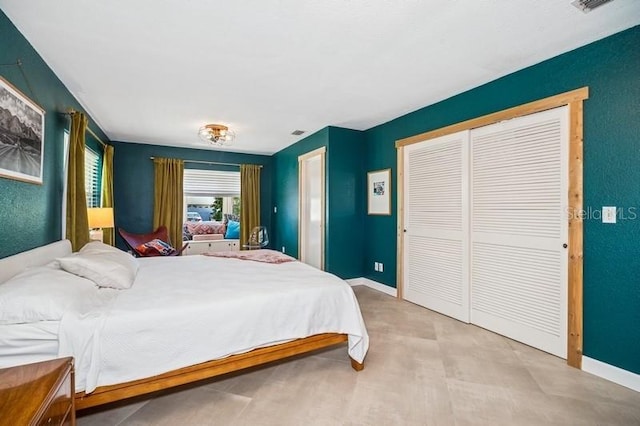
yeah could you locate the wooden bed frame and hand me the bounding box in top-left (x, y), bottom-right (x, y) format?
top-left (0, 241), bottom-right (365, 411)
top-left (75, 333), bottom-right (364, 410)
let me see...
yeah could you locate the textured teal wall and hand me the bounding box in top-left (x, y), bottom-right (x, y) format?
top-left (272, 127), bottom-right (365, 279)
top-left (364, 26), bottom-right (640, 374)
top-left (326, 127), bottom-right (365, 279)
top-left (111, 141), bottom-right (273, 250)
top-left (0, 10), bottom-right (108, 258)
top-left (272, 128), bottom-right (328, 259)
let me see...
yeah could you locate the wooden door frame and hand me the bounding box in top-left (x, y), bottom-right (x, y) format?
top-left (395, 87), bottom-right (588, 368)
top-left (298, 147), bottom-right (327, 270)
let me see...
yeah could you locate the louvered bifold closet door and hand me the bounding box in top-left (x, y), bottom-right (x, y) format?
top-left (470, 107), bottom-right (569, 358)
top-left (404, 131), bottom-right (470, 322)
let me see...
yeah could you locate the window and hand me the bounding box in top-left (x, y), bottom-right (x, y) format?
top-left (85, 147), bottom-right (100, 208)
top-left (183, 169), bottom-right (240, 221)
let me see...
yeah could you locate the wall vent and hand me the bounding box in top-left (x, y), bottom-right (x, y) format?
top-left (571, 0), bottom-right (614, 13)
top-left (291, 130), bottom-right (306, 136)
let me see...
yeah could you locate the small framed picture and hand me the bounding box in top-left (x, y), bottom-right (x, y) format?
top-left (367, 168), bottom-right (391, 215)
top-left (0, 76), bottom-right (45, 184)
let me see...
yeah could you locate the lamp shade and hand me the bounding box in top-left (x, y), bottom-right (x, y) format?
top-left (87, 207), bottom-right (114, 228)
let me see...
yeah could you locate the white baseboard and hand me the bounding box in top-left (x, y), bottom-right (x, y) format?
top-left (582, 356), bottom-right (640, 393)
top-left (346, 277), bottom-right (397, 297)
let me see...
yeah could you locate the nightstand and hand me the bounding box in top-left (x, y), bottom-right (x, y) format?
top-left (0, 357), bottom-right (75, 426)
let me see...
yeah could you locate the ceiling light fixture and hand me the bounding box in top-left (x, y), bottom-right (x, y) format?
top-left (198, 124), bottom-right (235, 146)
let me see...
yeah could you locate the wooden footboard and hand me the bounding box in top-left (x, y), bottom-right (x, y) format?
top-left (75, 333), bottom-right (363, 410)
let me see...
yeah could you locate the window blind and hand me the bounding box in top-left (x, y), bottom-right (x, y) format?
top-left (85, 147), bottom-right (100, 208)
top-left (183, 169), bottom-right (240, 197)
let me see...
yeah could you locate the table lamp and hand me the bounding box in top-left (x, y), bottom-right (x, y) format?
top-left (87, 207), bottom-right (114, 242)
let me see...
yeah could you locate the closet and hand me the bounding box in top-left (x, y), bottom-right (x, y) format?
top-left (402, 106), bottom-right (569, 358)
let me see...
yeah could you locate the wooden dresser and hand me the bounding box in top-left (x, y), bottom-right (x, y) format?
top-left (0, 357), bottom-right (75, 426)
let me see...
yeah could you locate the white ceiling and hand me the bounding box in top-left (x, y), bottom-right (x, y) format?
top-left (1, 1), bottom-right (639, 155)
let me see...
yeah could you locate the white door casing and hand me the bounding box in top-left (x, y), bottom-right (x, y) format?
top-left (298, 147), bottom-right (326, 270)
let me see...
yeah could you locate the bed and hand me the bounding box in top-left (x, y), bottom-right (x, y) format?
top-left (0, 240), bottom-right (369, 410)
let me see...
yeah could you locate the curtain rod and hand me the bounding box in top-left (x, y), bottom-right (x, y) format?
top-left (149, 157), bottom-right (262, 168)
top-left (62, 110), bottom-right (107, 148)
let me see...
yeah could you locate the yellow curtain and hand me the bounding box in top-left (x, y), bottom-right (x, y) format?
top-left (65, 113), bottom-right (90, 251)
top-left (153, 157), bottom-right (184, 248)
top-left (101, 144), bottom-right (115, 246)
top-left (240, 164), bottom-right (261, 249)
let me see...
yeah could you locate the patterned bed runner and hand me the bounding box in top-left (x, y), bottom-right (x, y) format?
top-left (203, 249), bottom-right (296, 264)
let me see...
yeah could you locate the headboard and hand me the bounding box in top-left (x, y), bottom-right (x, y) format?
top-left (0, 240), bottom-right (72, 284)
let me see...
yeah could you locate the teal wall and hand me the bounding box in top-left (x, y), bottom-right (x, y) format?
top-left (272, 126), bottom-right (365, 279)
top-left (326, 127), bottom-right (365, 278)
top-left (0, 10), bottom-right (108, 258)
top-left (111, 141), bottom-right (273, 250)
top-left (363, 26), bottom-right (640, 374)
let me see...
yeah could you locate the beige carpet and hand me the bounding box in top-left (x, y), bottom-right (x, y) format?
top-left (78, 286), bottom-right (640, 425)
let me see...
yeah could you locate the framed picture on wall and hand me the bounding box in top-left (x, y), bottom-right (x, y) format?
top-left (0, 76), bottom-right (45, 184)
top-left (367, 168), bottom-right (391, 215)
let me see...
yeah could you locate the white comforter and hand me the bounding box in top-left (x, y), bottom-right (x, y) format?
top-left (58, 255), bottom-right (369, 393)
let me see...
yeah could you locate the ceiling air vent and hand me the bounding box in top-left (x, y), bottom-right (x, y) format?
top-left (291, 130), bottom-right (305, 136)
top-left (571, 0), bottom-right (614, 13)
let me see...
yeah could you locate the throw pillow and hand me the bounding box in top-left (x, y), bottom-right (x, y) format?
top-left (136, 239), bottom-right (176, 256)
top-left (225, 220), bottom-right (240, 239)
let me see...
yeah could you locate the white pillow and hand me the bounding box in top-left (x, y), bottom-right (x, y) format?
top-left (0, 265), bottom-right (99, 325)
top-left (58, 241), bottom-right (139, 289)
